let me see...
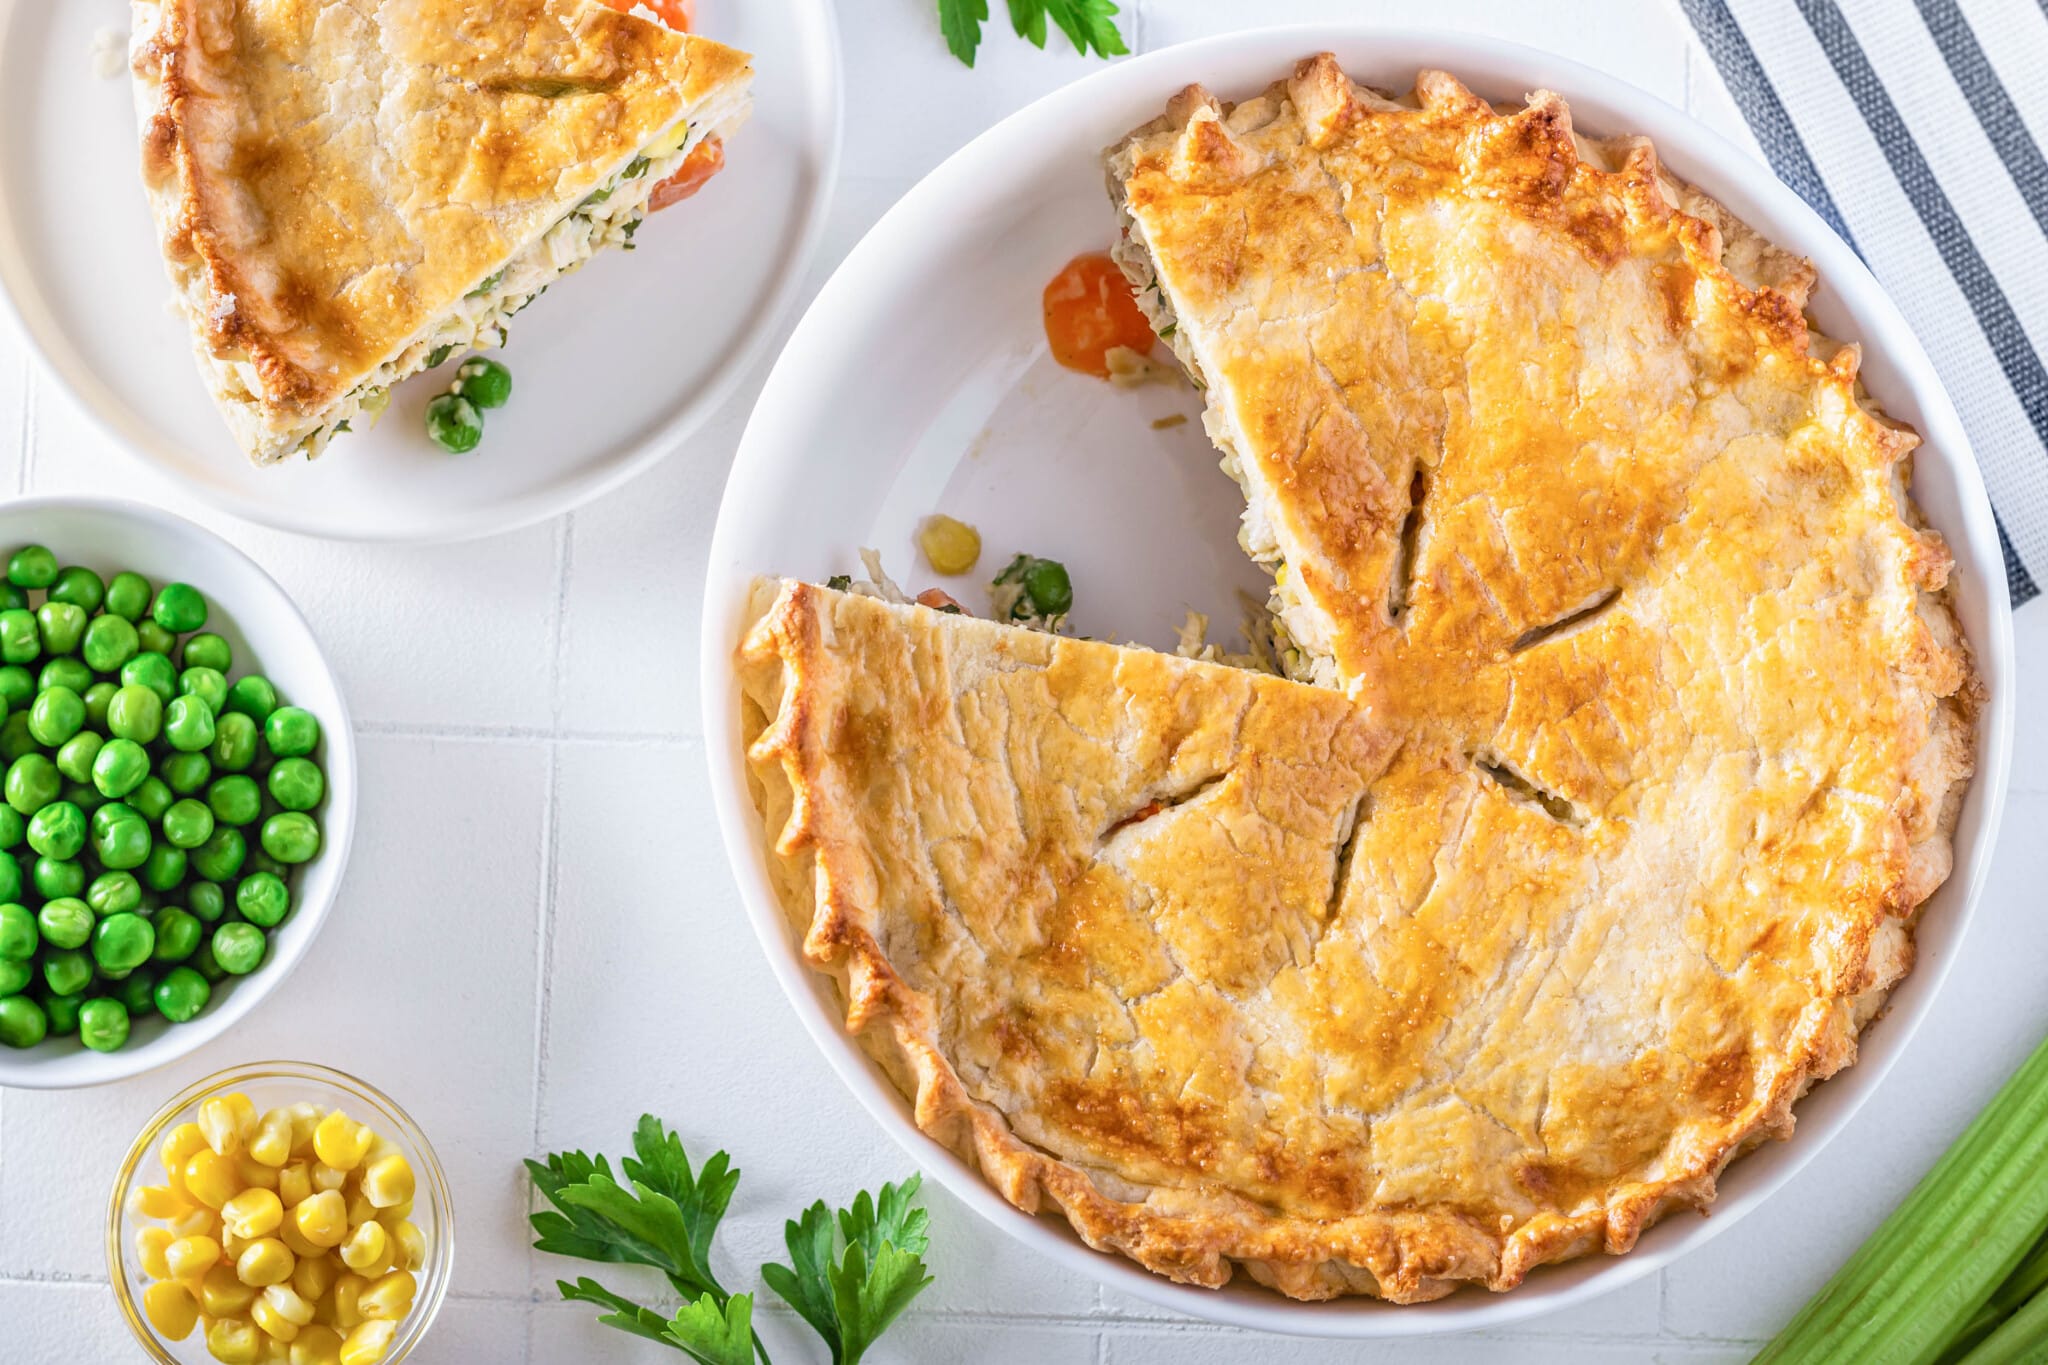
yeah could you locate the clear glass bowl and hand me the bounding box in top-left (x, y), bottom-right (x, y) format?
top-left (106, 1061), bottom-right (454, 1364)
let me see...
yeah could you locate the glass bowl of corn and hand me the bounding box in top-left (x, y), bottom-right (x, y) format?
top-left (107, 1061), bottom-right (454, 1365)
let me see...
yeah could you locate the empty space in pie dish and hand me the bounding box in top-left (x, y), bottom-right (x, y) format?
top-left (703, 25), bottom-right (2015, 1336)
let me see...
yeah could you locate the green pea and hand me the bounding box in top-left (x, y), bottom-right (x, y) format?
top-left (187, 881), bottom-right (225, 923)
top-left (93, 912), bottom-right (154, 973)
top-left (120, 651), bottom-right (175, 702)
top-left (151, 583), bottom-right (207, 633)
top-left (0, 995), bottom-right (46, 1047)
top-left (140, 842), bottom-right (186, 893)
top-left (104, 571), bottom-right (151, 621)
top-left (0, 855), bottom-right (21, 906)
top-left (54, 731), bottom-right (101, 784)
top-left (0, 807), bottom-right (20, 851)
top-left (259, 811), bottom-right (319, 864)
top-left (0, 958), bottom-right (29, 997)
top-left (0, 715), bottom-right (33, 765)
top-left (32, 857), bottom-right (82, 901)
top-left (0, 585), bottom-right (22, 612)
top-left (0, 609), bottom-right (40, 664)
top-left (264, 707), bottom-right (320, 758)
top-left (0, 666), bottom-right (33, 713)
top-left (81, 681), bottom-right (115, 731)
top-left (136, 621), bottom-right (175, 657)
top-left (49, 566), bottom-right (104, 613)
top-left (162, 752), bottom-right (210, 795)
top-left (38, 990), bottom-right (78, 1035)
top-left (36, 898), bottom-right (91, 951)
top-left (246, 849), bottom-right (289, 881)
top-left (190, 826), bottom-right (245, 883)
top-left (89, 738), bottom-right (146, 800)
top-left (178, 633), bottom-right (231, 674)
top-left (92, 806), bottom-right (151, 870)
top-left (204, 775), bottom-right (259, 827)
top-left (106, 684), bottom-right (161, 743)
top-left (26, 687), bottom-right (83, 747)
top-left (151, 907), bottom-right (202, 963)
top-left (26, 801), bottom-right (83, 859)
top-left (80, 614), bottom-right (139, 673)
top-left (77, 997), bottom-right (128, 1052)
top-left (162, 798), bottom-right (214, 849)
top-left (34, 602), bottom-right (86, 657)
top-left (425, 392), bottom-right (485, 452)
top-left (236, 872), bottom-right (291, 928)
top-left (114, 969), bottom-right (156, 1018)
top-left (210, 922), bottom-right (264, 976)
top-left (40, 949), bottom-right (89, 996)
top-left (61, 776), bottom-right (100, 810)
top-left (4, 754), bottom-right (58, 815)
top-left (38, 658), bottom-right (93, 697)
top-left (178, 666), bottom-right (227, 714)
top-left (5, 545), bottom-right (55, 590)
top-left (264, 758), bottom-right (323, 814)
top-left (210, 711), bottom-right (257, 773)
top-left (128, 776), bottom-right (173, 822)
top-left (164, 696), bottom-right (216, 753)
top-left (155, 966), bottom-right (210, 1022)
top-left (0, 903), bottom-right (33, 959)
top-left (190, 940), bottom-right (227, 983)
top-left (87, 872), bottom-right (141, 916)
top-left (456, 356), bottom-right (513, 409)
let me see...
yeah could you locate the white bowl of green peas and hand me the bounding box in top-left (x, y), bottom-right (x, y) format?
top-left (0, 497), bottom-right (355, 1088)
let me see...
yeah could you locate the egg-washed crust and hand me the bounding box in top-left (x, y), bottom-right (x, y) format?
top-left (129, 0), bottom-right (751, 461)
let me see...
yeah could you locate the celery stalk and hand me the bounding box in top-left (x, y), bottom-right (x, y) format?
top-left (1941, 1228), bottom-right (2048, 1363)
top-left (1955, 1280), bottom-right (2048, 1365)
top-left (1755, 1034), bottom-right (2048, 1364)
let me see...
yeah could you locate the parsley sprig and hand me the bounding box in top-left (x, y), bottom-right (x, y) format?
top-left (528, 1116), bottom-right (934, 1365)
top-left (936, 0), bottom-right (1128, 68)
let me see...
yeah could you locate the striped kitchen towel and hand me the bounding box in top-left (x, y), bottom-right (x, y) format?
top-left (1680, 0), bottom-right (2048, 606)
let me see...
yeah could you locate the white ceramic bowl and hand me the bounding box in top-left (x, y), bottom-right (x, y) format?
top-left (701, 27), bottom-right (2016, 1336)
top-left (0, 497), bottom-right (356, 1088)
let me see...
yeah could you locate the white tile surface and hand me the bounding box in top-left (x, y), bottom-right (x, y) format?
top-left (0, 2), bottom-right (2040, 1362)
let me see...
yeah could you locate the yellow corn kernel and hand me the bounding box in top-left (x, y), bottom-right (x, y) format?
top-left (373, 1200), bottom-right (413, 1230)
top-left (278, 1161), bottom-right (314, 1209)
top-left (170, 1205), bottom-right (220, 1241)
top-left (345, 1193), bottom-right (377, 1229)
top-left (264, 1283), bottom-right (317, 1327)
top-left (312, 1112), bottom-right (373, 1172)
top-left (223, 1228), bottom-right (252, 1260)
top-left (294, 1190), bottom-right (349, 1248)
top-left (355, 1270), bottom-right (414, 1323)
top-left (390, 1222), bottom-right (425, 1273)
top-left (310, 1162), bottom-right (348, 1194)
top-left (136, 1225), bottom-right (175, 1279)
top-left (290, 1324), bottom-right (344, 1365)
top-left (198, 1262), bottom-right (258, 1315)
top-left (251, 1295), bottom-right (301, 1343)
top-left (143, 1279), bottom-right (200, 1340)
top-left (134, 1183), bottom-right (192, 1220)
top-left (249, 1110), bottom-right (296, 1167)
top-left (205, 1315), bottom-right (262, 1364)
top-left (339, 1319), bottom-right (396, 1365)
top-left (161, 1122), bottom-right (210, 1178)
top-left (286, 1102), bottom-right (323, 1151)
top-left (339, 1221), bottom-right (390, 1276)
top-left (292, 1250), bottom-right (336, 1304)
top-left (328, 1273), bottom-right (368, 1330)
top-left (165, 1234), bottom-right (223, 1280)
top-left (185, 1150), bottom-right (242, 1210)
top-left (358, 1154), bottom-right (414, 1210)
top-left (200, 1096), bottom-right (249, 1157)
top-left (917, 514), bottom-right (983, 576)
top-left (260, 1332), bottom-right (293, 1364)
top-left (279, 1217), bottom-right (325, 1261)
top-left (239, 1155), bottom-right (282, 1192)
top-left (236, 1237), bottom-right (296, 1287)
top-left (224, 1188), bottom-right (285, 1239)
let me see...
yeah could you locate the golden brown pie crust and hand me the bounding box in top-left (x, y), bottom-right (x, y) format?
top-left (737, 56), bottom-right (1980, 1305)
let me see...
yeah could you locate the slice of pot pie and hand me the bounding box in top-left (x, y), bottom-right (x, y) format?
top-left (128, 0), bottom-right (753, 463)
top-left (735, 55), bottom-right (1982, 1307)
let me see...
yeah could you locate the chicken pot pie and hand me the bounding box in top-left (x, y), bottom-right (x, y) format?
top-left (737, 55), bottom-right (1980, 1304)
top-left (129, 0), bottom-right (752, 464)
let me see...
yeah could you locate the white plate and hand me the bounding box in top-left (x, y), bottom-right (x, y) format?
top-left (701, 26), bottom-right (2016, 1336)
top-left (0, 0), bottom-right (840, 543)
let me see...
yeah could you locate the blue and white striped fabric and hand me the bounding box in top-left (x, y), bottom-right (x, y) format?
top-left (1680, 0), bottom-right (2048, 606)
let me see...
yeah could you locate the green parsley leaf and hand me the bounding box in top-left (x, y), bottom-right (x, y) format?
top-left (763, 1177), bottom-right (935, 1365)
top-left (557, 1276), bottom-right (677, 1346)
top-left (831, 1240), bottom-right (934, 1365)
top-left (760, 1201), bottom-right (839, 1356)
top-left (937, 0), bottom-right (1125, 67)
top-left (624, 1116), bottom-right (742, 1279)
top-left (665, 1292), bottom-right (758, 1365)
